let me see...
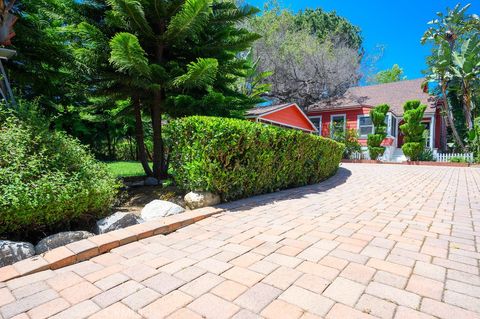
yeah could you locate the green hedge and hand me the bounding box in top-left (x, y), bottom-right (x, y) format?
top-left (0, 109), bottom-right (119, 235)
top-left (166, 116), bottom-right (344, 201)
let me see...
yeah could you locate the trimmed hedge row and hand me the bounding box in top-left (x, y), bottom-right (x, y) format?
top-left (166, 116), bottom-right (344, 201)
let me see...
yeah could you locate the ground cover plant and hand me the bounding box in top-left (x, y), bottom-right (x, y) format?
top-left (166, 116), bottom-right (344, 201)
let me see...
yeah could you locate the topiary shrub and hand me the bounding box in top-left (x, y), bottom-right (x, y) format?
top-left (367, 104), bottom-right (390, 160)
top-left (0, 108), bottom-right (119, 235)
top-left (400, 100), bottom-right (427, 161)
top-left (165, 116), bottom-right (344, 201)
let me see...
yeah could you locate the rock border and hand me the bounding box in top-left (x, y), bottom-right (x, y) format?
top-left (0, 207), bottom-right (223, 282)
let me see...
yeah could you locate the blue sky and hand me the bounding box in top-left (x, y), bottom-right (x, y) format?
top-left (246, 0), bottom-right (479, 84)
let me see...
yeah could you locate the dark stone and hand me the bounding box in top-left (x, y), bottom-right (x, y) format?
top-left (144, 177), bottom-right (159, 186)
top-left (35, 231), bottom-right (94, 254)
top-left (94, 212), bottom-right (143, 234)
top-left (0, 240), bottom-right (35, 267)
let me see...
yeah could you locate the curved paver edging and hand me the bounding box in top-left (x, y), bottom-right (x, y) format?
top-left (0, 206), bottom-right (223, 282)
top-left (342, 159), bottom-right (475, 167)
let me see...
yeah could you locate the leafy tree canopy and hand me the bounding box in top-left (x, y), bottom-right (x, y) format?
top-left (294, 8), bottom-right (363, 50)
top-left (369, 64), bottom-right (407, 84)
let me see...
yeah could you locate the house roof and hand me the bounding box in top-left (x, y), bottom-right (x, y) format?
top-left (246, 103), bottom-right (317, 132)
top-left (307, 79), bottom-right (439, 116)
top-left (245, 103), bottom-right (293, 117)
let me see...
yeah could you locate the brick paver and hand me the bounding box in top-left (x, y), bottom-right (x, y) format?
top-left (1, 164), bottom-right (479, 318)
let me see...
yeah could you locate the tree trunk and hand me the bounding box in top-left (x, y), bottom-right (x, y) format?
top-left (151, 90), bottom-right (166, 179)
top-left (133, 96), bottom-right (153, 176)
top-left (441, 82), bottom-right (466, 151)
top-left (149, 38), bottom-right (168, 180)
top-left (462, 81), bottom-right (473, 130)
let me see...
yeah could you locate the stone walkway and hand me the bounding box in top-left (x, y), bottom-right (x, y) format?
top-left (1, 164), bottom-right (480, 319)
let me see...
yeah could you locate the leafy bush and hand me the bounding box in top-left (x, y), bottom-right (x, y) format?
top-left (468, 117), bottom-right (480, 162)
top-left (332, 128), bottom-right (361, 159)
top-left (0, 108), bottom-right (119, 235)
top-left (450, 156), bottom-right (467, 163)
top-left (367, 104), bottom-right (390, 160)
top-left (166, 116), bottom-right (344, 201)
top-left (418, 148), bottom-right (436, 161)
top-left (400, 100), bottom-right (427, 161)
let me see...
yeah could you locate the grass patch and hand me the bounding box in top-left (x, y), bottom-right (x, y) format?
top-left (105, 161), bottom-right (151, 177)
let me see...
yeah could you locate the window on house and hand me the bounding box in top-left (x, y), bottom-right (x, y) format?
top-left (309, 116), bottom-right (322, 135)
top-left (358, 115), bottom-right (374, 137)
top-left (331, 115), bottom-right (346, 138)
top-left (391, 116), bottom-right (397, 137)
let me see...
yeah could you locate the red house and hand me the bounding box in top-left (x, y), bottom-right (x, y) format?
top-left (306, 79), bottom-right (445, 161)
top-left (245, 103), bottom-right (318, 133)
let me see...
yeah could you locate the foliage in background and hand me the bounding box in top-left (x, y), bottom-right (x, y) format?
top-left (368, 64), bottom-right (407, 84)
top-left (468, 117), bottom-right (480, 162)
top-left (418, 148), bottom-right (436, 161)
top-left (294, 8), bottom-right (362, 50)
top-left (0, 103), bottom-right (119, 235)
top-left (400, 100), bottom-right (427, 161)
top-left (249, 5), bottom-right (361, 107)
top-left (331, 127), bottom-right (361, 159)
top-left (367, 104), bottom-right (389, 160)
top-left (166, 116), bottom-right (344, 201)
top-left (422, 3), bottom-right (480, 150)
top-left (105, 0), bottom-right (261, 178)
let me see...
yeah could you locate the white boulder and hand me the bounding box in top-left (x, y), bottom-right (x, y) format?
top-left (184, 191), bottom-right (221, 210)
top-left (141, 200), bottom-right (185, 221)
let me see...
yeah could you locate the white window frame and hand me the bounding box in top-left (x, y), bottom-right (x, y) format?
top-left (330, 114), bottom-right (346, 138)
top-left (357, 114), bottom-right (374, 138)
top-left (309, 116), bottom-right (322, 135)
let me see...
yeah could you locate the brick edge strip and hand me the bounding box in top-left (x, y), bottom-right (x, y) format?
top-left (0, 206), bottom-right (224, 282)
top-left (341, 159), bottom-right (476, 167)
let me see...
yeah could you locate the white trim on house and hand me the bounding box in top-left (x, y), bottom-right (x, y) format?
top-left (308, 115), bottom-right (322, 135)
top-left (357, 114), bottom-right (374, 138)
top-left (330, 114), bottom-right (346, 138)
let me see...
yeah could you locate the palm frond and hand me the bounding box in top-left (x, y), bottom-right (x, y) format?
top-left (109, 32), bottom-right (150, 77)
top-left (173, 57), bottom-right (218, 89)
top-left (166, 0), bottom-right (212, 41)
top-left (107, 0), bottom-right (153, 37)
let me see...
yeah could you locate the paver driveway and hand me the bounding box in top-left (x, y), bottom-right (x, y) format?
top-left (1, 164), bottom-right (480, 319)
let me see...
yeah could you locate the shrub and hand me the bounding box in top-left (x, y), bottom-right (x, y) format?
top-left (469, 117), bottom-right (480, 162)
top-left (400, 100), bottom-right (427, 161)
top-left (367, 104), bottom-right (389, 160)
top-left (165, 116), bottom-right (344, 201)
top-left (331, 128), bottom-right (361, 159)
top-left (418, 148), bottom-right (436, 161)
top-left (450, 156), bottom-right (467, 163)
top-left (0, 107), bottom-right (119, 235)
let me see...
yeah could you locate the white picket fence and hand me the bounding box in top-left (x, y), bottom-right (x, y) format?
top-left (434, 152), bottom-right (474, 163)
top-left (350, 150), bottom-right (370, 160)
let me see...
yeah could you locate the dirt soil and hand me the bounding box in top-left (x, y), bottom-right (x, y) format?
top-left (114, 182), bottom-right (188, 216)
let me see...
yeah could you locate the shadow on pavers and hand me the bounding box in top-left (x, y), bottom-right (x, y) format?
top-left (215, 167), bottom-right (352, 213)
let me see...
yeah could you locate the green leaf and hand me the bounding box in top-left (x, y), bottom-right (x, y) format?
top-left (109, 32), bottom-right (150, 77)
top-left (107, 0), bottom-right (154, 36)
top-left (173, 58), bottom-right (219, 89)
top-left (166, 0), bottom-right (213, 41)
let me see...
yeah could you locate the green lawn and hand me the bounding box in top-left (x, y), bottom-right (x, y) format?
top-left (105, 161), bottom-right (151, 177)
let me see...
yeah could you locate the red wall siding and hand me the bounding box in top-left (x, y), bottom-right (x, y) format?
top-left (261, 105), bottom-right (316, 131)
top-left (308, 107), bottom-right (371, 144)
